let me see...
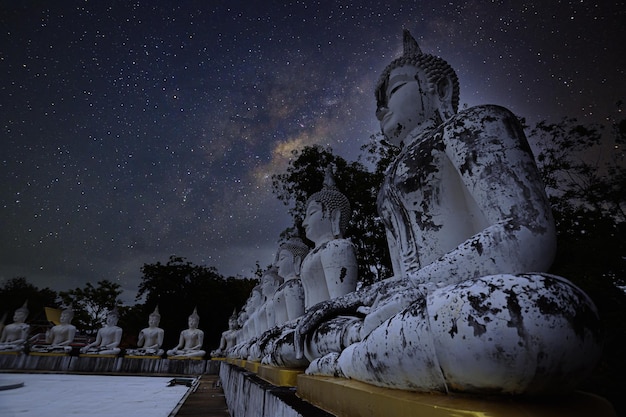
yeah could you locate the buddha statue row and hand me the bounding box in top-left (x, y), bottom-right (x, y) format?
top-left (212, 29), bottom-right (602, 397)
top-left (212, 167), bottom-right (360, 365)
top-left (0, 303), bottom-right (206, 359)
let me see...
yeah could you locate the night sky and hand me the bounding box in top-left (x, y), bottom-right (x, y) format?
top-left (1, 1), bottom-right (624, 304)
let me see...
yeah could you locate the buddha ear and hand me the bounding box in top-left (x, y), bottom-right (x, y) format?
top-left (435, 75), bottom-right (454, 120)
top-left (330, 208), bottom-right (342, 238)
top-left (294, 255), bottom-right (302, 276)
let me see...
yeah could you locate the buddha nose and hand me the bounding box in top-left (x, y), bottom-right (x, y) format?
top-left (376, 106), bottom-right (388, 121)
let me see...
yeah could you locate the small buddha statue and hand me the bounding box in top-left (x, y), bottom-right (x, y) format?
top-left (0, 301), bottom-right (30, 352)
top-left (126, 306), bottom-right (165, 356)
top-left (167, 307), bottom-right (206, 359)
top-left (80, 309), bottom-right (123, 355)
top-left (259, 235), bottom-right (311, 366)
top-left (211, 309), bottom-right (241, 358)
top-left (247, 266), bottom-right (283, 360)
top-left (31, 305), bottom-right (76, 353)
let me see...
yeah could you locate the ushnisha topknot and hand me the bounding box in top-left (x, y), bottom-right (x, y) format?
top-left (375, 29), bottom-right (460, 114)
top-left (149, 305), bottom-right (160, 319)
top-left (306, 166), bottom-right (351, 237)
top-left (16, 300), bottom-right (29, 316)
top-left (62, 304), bottom-right (74, 319)
top-left (189, 307), bottom-right (200, 322)
top-left (279, 234), bottom-right (310, 261)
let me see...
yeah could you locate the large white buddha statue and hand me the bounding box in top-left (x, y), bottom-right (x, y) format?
top-left (294, 30), bottom-right (601, 396)
top-left (252, 266), bottom-right (283, 338)
top-left (126, 306), bottom-right (165, 356)
top-left (272, 236), bottom-right (310, 325)
top-left (0, 301), bottom-right (30, 352)
top-left (300, 167), bottom-right (358, 309)
top-left (260, 265), bottom-right (283, 330)
top-left (262, 174), bottom-right (360, 366)
top-left (167, 307), bottom-right (206, 359)
top-left (80, 309), bottom-right (123, 355)
top-left (227, 285), bottom-right (265, 359)
top-left (247, 266), bottom-right (284, 361)
top-left (258, 236), bottom-right (310, 366)
top-left (31, 305), bottom-right (77, 353)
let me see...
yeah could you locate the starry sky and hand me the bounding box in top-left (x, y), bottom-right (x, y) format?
top-left (1, 1), bottom-right (624, 304)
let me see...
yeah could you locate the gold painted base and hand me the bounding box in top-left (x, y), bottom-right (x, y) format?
top-left (244, 360), bottom-right (260, 373)
top-left (79, 354), bottom-right (118, 358)
top-left (28, 352), bottom-right (70, 357)
top-left (296, 375), bottom-right (617, 417)
top-left (257, 364), bottom-right (305, 387)
top-left (124, 355), bottom-right (162, 360)
top-left (167, 356), bottom-right (204, 360)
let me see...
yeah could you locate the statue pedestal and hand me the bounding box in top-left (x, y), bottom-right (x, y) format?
top-left (257, 364), bottom-right (304, 387)
top-left (296, 374), bottom-right (618, 417)
top-left (218, 362), bottom-right (617, 417)
top-left (72, 355), bottom-right (120, 372)
top-left (22, 352), bottom-right (71, 371)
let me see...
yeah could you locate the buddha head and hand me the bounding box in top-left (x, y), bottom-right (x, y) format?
top-left (13, 301), bottom-right (29, 323)
top-left (375, 29), bottom-right (460, 147)
top-left (228, 309), bottom-right (239, 330)
top-left (59, 305), bottom-right (74, 324)
top-left (106, 309), bottom-right (119, 326)
top-left (249, 285), bottom-right (263, 308)
top-left (188, 307), bottom-right (200, 329)
top-left (275, 235), bottom-right (310, 280)
top-left (304, 167), bottom-right (351, 244)
top-left (261, 265), bottom-right (283, 299)
top-left (148, 306), bottom-right (161, 327)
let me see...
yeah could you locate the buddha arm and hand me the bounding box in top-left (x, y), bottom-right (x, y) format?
top-left (294, 278), bottom-right (412, 358)
top-left (320, 240), bottom-right (359, 299)
top-left (416, 105), bottom-right (556, 287)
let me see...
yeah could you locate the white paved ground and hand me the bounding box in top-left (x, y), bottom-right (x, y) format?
top-left (0, 373), bottom-right (193, 417)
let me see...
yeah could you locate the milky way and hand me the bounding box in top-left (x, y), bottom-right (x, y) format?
top-left (1, 1), bottom-right (624, 303)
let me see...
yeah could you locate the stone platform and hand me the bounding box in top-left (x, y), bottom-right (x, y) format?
top-left (219, 360), bottom-right (618, 417)
top-left (0, 351), bottom-right (220, 375)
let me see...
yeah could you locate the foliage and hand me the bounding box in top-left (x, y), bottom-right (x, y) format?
top-left (0, 277), bottom-right (59, 330)
top-left (58, 280), bottom-right (123, 335)
top-left (526, 113), bottom-right (626, 414)
top-left (271, 143), bottom-right (396, 285)
top-left (136, 255), bottom-right (257, 349)
top-left (528, 115), bottom-right (626, 288)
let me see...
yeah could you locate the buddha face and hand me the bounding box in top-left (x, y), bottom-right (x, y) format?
top-left (188, 316), bottom-right (199, 329)
top-left (60, 310), bottom-right (73, 324)
top-left (13, 310), bottom-right (27, 323)
top-left (303, 200), bottom-right (333, 245)
top-left (148, 315), bottom-right (160, 327)
top-left (376, 65), bottom-right (437, 147)
top-left (276, 249), bottom-right (296, 279)
top-left (106, 313), bottom-right (119, 326)
top-left (261, 277), bottom-right (278, 298)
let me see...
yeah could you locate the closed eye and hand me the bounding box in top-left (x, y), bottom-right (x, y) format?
top-left (389, 82), bottom-right (407, 97)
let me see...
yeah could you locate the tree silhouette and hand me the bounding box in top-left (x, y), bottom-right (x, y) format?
top-left (271, 144), bottom-right (394, 285)
top-left (527, 114), bottom-right (626, 413)
top-left (59, 280), bottom-right (123, 335)
top-left (137, 255), bottom-right (257, 350)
